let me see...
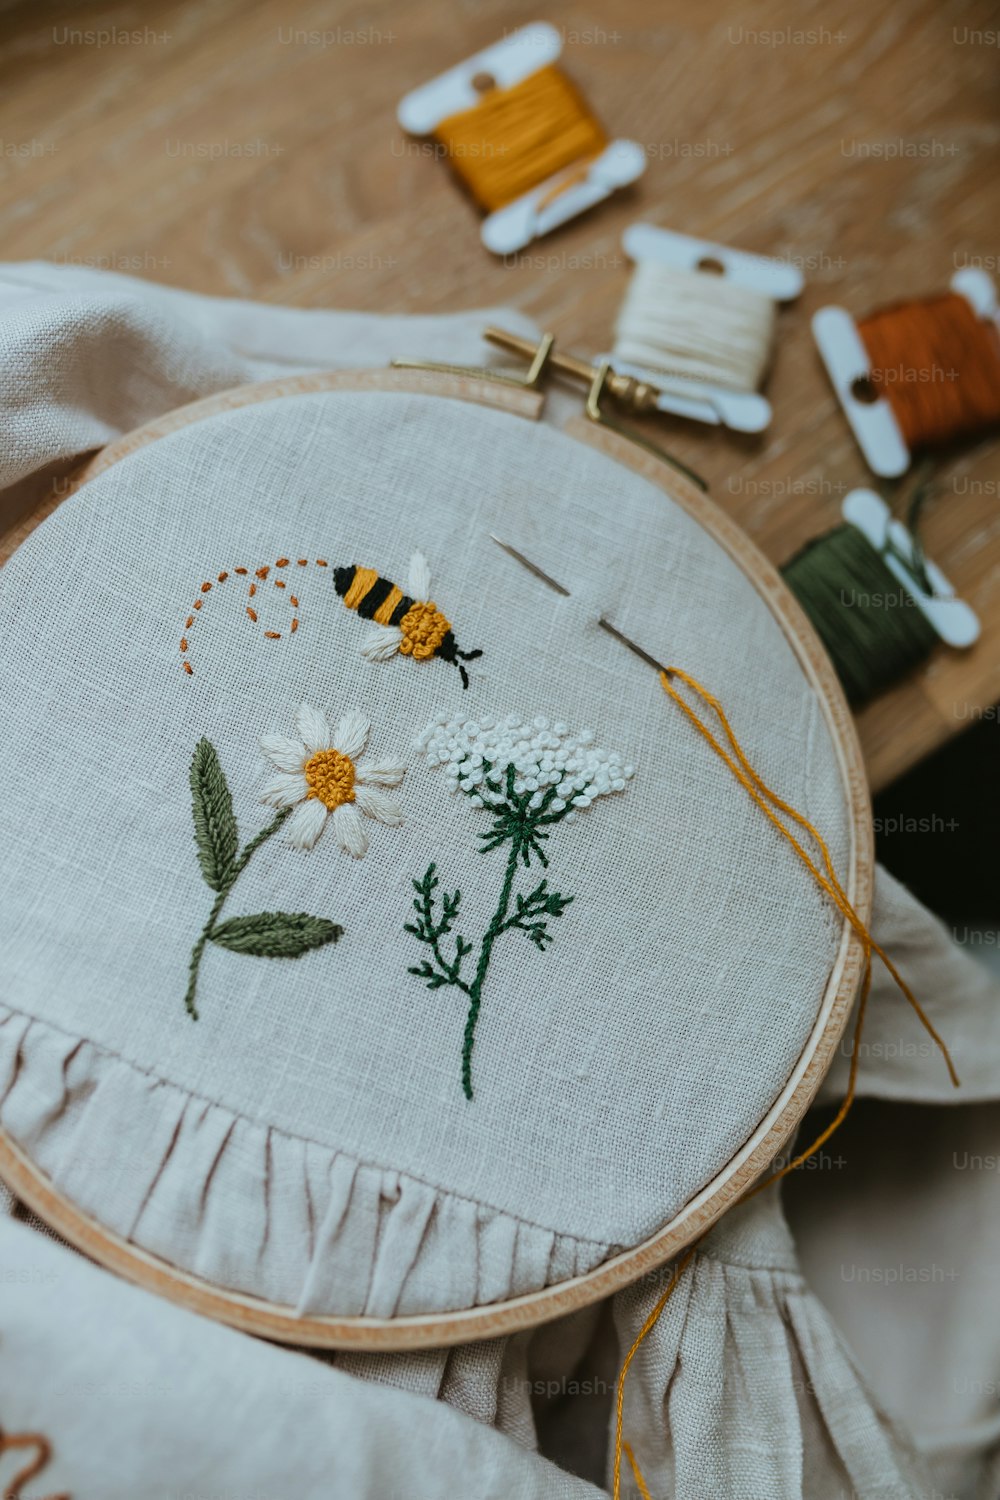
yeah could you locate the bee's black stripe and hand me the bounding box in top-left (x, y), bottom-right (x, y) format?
top-left (356, 575), bottom-right (396, 619)
top-left (390, 594), bottom-right (414, 626)
top-left (333, 565), bottom-right (356, 599)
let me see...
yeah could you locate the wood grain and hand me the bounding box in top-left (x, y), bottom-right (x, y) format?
top-left (0, 368), bottom-right (871, 1348)
top-left (0, 0), bottom-right (996, 789)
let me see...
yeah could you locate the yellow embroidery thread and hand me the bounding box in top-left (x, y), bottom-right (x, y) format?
top-left (303, 748), bottom-right (357, 809)
top-left (610, 666), bottom-right (959, 1500)
top-left (399, 600), bottom-right (452, 660)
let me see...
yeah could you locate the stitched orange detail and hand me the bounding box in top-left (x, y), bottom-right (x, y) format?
top-left (180, 556), bottom-right (327, 675)
top-left (0, 1425), bottom-right (70, 1500)
top-left (400, 600), bottom-right (451, 660)
top-left (304, 747), bottom-right (356, 809)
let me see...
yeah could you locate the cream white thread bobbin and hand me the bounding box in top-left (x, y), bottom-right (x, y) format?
top-left (606, 224), bottom-right (805, 433)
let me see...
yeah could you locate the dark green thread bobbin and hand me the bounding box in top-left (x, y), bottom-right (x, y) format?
top-left (781, 525), bottom-right (939, 707)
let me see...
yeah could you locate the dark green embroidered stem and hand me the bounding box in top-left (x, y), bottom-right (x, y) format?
top-left (184, 807), bottom-right (291, 1019)
top-left (406, 758), bottom-right (575, 1100)
top-left (461, 837), bottom-right (521, 1100)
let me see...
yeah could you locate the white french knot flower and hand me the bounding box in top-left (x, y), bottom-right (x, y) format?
top-left (260, 703), bottom-right (406, 857)
top-left (415, 713), bottom-right (634, 815)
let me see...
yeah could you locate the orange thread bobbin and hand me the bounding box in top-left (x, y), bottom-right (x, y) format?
top-left (432, 63), bottom-right (607, 213)
top-left (858, 292), bottom-right (1000, 449)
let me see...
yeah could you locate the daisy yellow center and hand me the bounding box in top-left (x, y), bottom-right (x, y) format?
top-left (400, 600), bottom-right (450, 661)
top-left (304, 748), bottom-right (356, 810)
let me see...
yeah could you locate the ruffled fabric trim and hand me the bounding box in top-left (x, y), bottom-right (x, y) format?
top-left (0, 1005), bottom-right (610, 1317)
top-left (611, 1192), bottom-right (933, 1500)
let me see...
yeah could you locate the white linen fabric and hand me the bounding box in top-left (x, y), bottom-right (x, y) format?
top-left (0, 353), bottom-right (850, 1313)
top-left (1, 263), bottom-right (998, 1500)
top-left (0, 1213), bottom-right (602, 1500)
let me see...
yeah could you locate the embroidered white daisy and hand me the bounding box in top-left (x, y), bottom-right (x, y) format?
top-left (260, 703), bottom-right (405, 857)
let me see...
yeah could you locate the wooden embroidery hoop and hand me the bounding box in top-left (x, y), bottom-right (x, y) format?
top-left (0, 365), bottom-right (872, 1349)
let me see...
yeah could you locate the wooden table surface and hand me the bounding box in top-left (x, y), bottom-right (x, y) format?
top-left (1, 0), bottom-right (997, 790)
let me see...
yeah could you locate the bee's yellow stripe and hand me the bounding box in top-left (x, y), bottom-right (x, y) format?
top-left (343, 566), bottom-right (379, 611)
top-left (373, 584), bottom-right (404, 625)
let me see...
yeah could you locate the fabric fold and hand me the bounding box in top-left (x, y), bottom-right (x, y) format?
top-left (0, 260), bottom-right (538, 497)
top-left (610, 1190), bottom-right (934, 1500)
top-left (817, 866), bottom-right (1000, 1107)
top-left (0, 1003), bottom-right (611, 1317)
top-left (0, 1213), bottom-right (604, 1500)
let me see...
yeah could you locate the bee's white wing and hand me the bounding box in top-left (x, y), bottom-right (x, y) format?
top-left (408, 550), bottom-right (432, 600)
top-left (362, 624), bottom-right (403, 662)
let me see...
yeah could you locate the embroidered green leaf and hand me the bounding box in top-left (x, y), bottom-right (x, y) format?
top-left (189, 737), bottom-right (239, 892)
top-left (210, 912), bottom-right (343, 958)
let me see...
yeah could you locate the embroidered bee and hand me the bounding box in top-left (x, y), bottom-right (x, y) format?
top-left (333, 552), bottom-right (482, 689)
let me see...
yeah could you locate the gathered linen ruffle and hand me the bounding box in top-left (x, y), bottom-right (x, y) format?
top-left (610, 1190), bottom-right (934, 1500)
top-left (0, 1004), bottom-right (611, 1316)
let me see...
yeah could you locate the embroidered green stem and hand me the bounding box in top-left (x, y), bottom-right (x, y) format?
top-left (184, 808), bottom-right (291, 1019)
top-left (183, 737), bottom-right (343, 1020)
top-left (406, 763), bottom-right (574, 1100)
top-left (461, 837), bottom-right (521, 1099)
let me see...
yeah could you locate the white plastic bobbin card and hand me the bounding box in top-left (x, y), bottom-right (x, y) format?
top-left (622, 223), bottom-right (805, 301)
top-left (843, 489), bottom-right (980, 648)
top-left (397, 23), bottom-right (645, 256)
top-left (813, 269), bottom-right (999, 479)
top-left (605, 224), bottom-right (805, 434)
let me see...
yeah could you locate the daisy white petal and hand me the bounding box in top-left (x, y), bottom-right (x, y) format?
top-left (260, 771), bottom-right (308, 808)
top-left (355, 759), bottom-right (406, 788)
top-left (296, 702), bottom-right (332, 754)
top-left (285, 798), bottom-right (328, 850)
top-left (333, 802), bottom-right (368, 858)
top-left (260, 734), bottom-right (307, 773)
top-left (362, 625), bottom-right (402, 661)
top-left (354, 785), bottom-right (403, 827)
top-left (335, 710), bottom-right (370, 759)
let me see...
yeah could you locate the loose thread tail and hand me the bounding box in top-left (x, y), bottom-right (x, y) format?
top-left (612, 1248), bottom-right (696, 1500)
top-left (660, 668), bottom-right (959, 1089)
top-left (612, 666), bottom-right (960, 1499)
top-left (622, 1440), bottom-right (653, 1500)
